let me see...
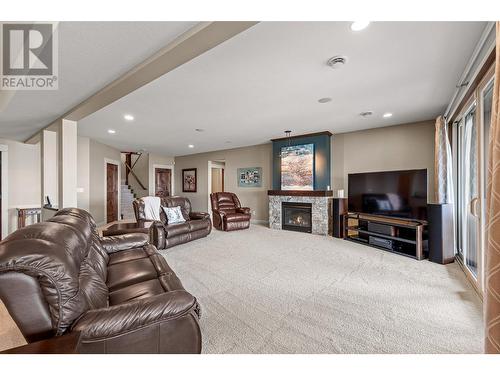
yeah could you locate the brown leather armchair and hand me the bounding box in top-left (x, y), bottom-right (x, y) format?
top-left (133, 196), bottom-right (211, 249)
top-left (210, 192), bottom-right (251, 231)
top-left (0, 208), bottom-right (202, 354)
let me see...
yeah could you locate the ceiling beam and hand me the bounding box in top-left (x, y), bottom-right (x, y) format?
top-left (25, 21), bottom-right (258, 143)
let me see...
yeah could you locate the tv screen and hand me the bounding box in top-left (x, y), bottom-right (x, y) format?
top-left (348, 169), bottom-right (428, 221)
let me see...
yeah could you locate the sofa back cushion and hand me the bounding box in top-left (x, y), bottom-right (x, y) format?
top-left (0, 208), bottom-right (108, 341)
top-left (211, 192), bottom-right (241, 214)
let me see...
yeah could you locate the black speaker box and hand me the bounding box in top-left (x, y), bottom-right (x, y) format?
top-left (332, 198), bottom-right (347, 238)
top-left (428, 203), bottom-right (455, 264)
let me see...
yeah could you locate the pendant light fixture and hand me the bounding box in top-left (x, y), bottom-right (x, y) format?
top-left (279, 130), bottom-right (293, 158)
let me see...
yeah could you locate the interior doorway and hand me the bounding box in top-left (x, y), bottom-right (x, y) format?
top-left (208, 160), bottom-right (225, 213)
top-left (106, 162), bottom-right (119, 223)
top-left (155, 167), bottom-right (172, 198)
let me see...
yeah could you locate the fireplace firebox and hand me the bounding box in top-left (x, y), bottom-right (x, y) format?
top-left (282, 202), bottom-right (312, 233)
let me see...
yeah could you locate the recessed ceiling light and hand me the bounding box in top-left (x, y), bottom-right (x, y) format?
top-left (124, 114), bottom-right (134, 121)
top-left (383, 112), bottom-right (393, 118)
top-left (318, 97), bottom-right (332, 103)
top-left (326, 55), bottom-right (348, 69)
top-left (360, 111), bottom-right (373, 117)
top-left (351, 21), bottom-right (370, 31)
top-left (195, 128), bottom-right (204, 132)
top-left (108, 129), bottom-right (116, 134)
top-left (188, 144), bottom-right (194, 148)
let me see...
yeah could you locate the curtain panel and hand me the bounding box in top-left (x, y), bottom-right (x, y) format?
top-left (485, 21), bottom-right (500, 354)
top-left (434, 115), bottom-right (454, 204)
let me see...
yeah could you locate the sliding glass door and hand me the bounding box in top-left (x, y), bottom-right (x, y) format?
top-left (456, 109), bottom-right (479, 278)
top-left (453, 66), bottom-right (494, 294)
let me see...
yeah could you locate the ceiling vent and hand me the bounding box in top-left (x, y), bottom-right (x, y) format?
top-left (360, 111), bottom-right (373, 117)
top-left (326, 56), bottom-right (348, 69)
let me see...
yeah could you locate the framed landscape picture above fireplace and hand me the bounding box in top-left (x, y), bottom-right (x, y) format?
top-left (280, 143), bottom-right (314, 190)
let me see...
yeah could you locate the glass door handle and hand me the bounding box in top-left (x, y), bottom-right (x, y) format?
top-left (470, 197), bottom-right (480, 217)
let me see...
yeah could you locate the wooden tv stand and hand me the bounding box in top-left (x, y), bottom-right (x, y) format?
top-left (343, 213), bottom-right (428, 260)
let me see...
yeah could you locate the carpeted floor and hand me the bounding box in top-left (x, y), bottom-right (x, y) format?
top-left (0, 224), bottom-right (484, 353)
top-left (161, 224), bottom-right (484, 354)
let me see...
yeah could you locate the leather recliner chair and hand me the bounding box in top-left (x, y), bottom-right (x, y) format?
top-left (133, 196), bottom-right (211, 250)
top-left (210, 192), bottom-right (251, 231)
top-left (0, 208), bottom-right (202, 354)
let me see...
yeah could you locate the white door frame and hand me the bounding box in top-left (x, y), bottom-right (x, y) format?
top-left (103, 158), bottom-right (121, 224)
top-left (207, 161), bottom-right (225, 215)
top-left (0, 144), bottom-right (8, 239)
top-left (150, 164), bottom-right (174, 196)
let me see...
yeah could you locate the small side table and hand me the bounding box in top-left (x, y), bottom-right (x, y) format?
top-left (102, 221), bottom-right (151, 237)
top-left (17, 207), bottom-right (42, 229)
top-left (1, 331), bottom-right (81, 354)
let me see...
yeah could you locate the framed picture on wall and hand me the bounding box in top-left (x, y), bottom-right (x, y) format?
top-left (238, 167), bottom-right (262, 187)
top-left (182, 168), bottom-right (197, 192)
top-left (280, 143), bottom-right (314, 190)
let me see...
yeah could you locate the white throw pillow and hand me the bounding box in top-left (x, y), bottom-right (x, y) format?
top-left (162, 206), bottom-right (186, 224)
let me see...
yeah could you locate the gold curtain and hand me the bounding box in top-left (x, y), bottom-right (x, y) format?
top-left (486, 21), bottom-right (500, 353)
top-left (434, 115), bottom-right (453, 204)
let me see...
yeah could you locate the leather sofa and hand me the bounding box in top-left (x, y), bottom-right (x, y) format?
top-left (133, 196), bottom-right (211, 250)
top-left (0, 208), bottom-right (202, 354)
top-left (210, 192), bottom-right (251, 231)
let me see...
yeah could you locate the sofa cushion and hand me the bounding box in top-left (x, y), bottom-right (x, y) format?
top-left (107, 258), bottom-right (159, 291)
top-left (165, 222), bottom-right (191, 238)
top-left (188, 219), bottom-right (210, 232)
top-left (108, 248), bottom-right (149, 266)
top-left (109, 279), bottom-right (166, 305)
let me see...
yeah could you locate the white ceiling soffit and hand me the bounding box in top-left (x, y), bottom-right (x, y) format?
top-left (0, 21), bottom-right (197, 141)
top-left (77, 21), bottom-right (487, 156)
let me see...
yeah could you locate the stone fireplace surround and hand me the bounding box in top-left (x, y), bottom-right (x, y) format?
top-left (268, 190), bottom-right (333, 235)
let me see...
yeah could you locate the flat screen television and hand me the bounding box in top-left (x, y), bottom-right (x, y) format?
top-left (348, 169), bottom-right (428, 221)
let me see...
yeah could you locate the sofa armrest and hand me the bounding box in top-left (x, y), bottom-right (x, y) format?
top-left (189, 211), bottom-right (210, 220)
top-left (149, 220), bottom-right (166, 249)
top-left (72, 291), bottom-right (199, 342)
top-left (100, 233), bottom-right (149, 254)
top-left (236, 207), bottom-right (251, 215)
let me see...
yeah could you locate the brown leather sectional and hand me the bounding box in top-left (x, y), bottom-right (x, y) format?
top-left (0, 208), bottom-right (202, 354)
top-left (133, 196), bottom-right (211, 249)
top-left (210, 192), bottom-right (251, 231)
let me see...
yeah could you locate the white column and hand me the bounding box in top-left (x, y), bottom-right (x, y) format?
top-left (58, 119), bottom-right (78, 209)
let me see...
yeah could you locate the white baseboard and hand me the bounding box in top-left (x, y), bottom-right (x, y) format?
top-left (251, 219), bottom-right (269, 226)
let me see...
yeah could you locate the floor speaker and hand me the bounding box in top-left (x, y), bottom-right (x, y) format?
top-left (428, 203), bottom-right (455, 264)
top-left (333, 198), bottom-right (348, 238)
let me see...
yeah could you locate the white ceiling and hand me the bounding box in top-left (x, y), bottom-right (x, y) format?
top-left (0, 21), bottom-right (197, 141)
top-left (9, 22), bottom-right (487, 154)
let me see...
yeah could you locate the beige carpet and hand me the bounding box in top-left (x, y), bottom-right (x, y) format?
top-left (161, 224), bottom-right (484, 354)
top-left (0, 224), bottom-right (483, 353)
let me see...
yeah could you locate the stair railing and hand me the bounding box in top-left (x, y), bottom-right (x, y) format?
top-left (123, 152), bottom-right (147, 191)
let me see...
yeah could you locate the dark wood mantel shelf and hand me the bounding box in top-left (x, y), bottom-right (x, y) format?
top-left (267, 190), bottom-right (333, 197)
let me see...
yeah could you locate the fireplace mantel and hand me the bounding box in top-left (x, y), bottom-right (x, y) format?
top-left (267, 190), bottom-right (333, 197)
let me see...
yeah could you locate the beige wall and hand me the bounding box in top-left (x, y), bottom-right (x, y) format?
top-left (88, 138), bottom-right (121, 225)
top-left (331, 120), bottom-right (435, 202)
top-left (174, 143), bottom-right (272, 221)
top-left (0, 139), bottom-right (41, 234)
top-left (77, 136), bottom-right (90, 211)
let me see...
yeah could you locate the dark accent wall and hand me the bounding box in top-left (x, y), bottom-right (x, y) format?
top-left (272, 133), bottom-right (331, 190)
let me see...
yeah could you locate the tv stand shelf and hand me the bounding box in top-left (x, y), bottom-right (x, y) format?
top-left (344, 213), bottom-right (428, 260)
